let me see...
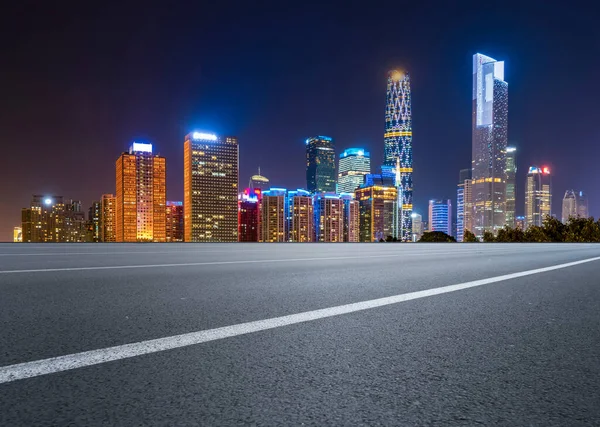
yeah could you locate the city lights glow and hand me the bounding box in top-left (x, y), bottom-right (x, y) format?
top-left (192, 132), bottom-right (218, 141)
top-left (131, 142), bottom-right (153, 153)
top-left (44, 198), bottom-right (52, 205)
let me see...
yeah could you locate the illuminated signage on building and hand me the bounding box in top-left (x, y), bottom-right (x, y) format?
top-left (192, 132), bottom-right (218, 141)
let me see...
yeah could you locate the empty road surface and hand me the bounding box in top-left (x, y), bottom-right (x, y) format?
top-left (1, 243), bottom-right (600, 426)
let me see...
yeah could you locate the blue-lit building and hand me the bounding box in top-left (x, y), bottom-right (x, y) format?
top-left (313, 193), bottom-right (344, 242)
top-left (306, 136), bottom-right (336, 193)
top-left (384, 70), bottom-right (413, 241)
top-left (456, 168), bottom-right (472, 242)
top-left (337, 148), bottom-right (370, 194)
top-left (428, 199), bottom-right (452, 236)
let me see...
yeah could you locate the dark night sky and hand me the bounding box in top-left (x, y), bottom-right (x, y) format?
top-left (1, 1), bottom-right (599, 241)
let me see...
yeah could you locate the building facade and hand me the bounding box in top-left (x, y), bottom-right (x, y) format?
top-left (577, 191), bottom-right (589, 219)
top-left (411, 213), bottom-right (423, 242)
top-left (249, 168), bottom-right (269, 190)
top-left (286, 189), bottom-right (314, 242)
top-left (306, 136), bottom-right (336, 193)
top-left (340, 193), bottom-right (359, 242)
top-left (525, 166), bottom-right (552, 228)
top-left (166, 201), bottom-right (184, 242)
top-left (456, 168), bottom-right (473, 242)
top-left (88, 201), bottom-right (101, 242)
top-left (313, 193), bottom-right (344, 242)
top-left (13, 227), bottom-right (22, 242)
top-left (429, 199), bottom-right (452, 236)
top-left (355, 185), bottom-right (397, 242)
top-left (100, 194), bottom-right (116, 242)
top-left (561, 190), bottom-right (588, 223)
top-left (337, 148), bottom-right (370, 194)
top-left (115, 142), bottom-right (166, 242)
top-left (238, 189), bottom-right (261, 242)
top-left (384, 70), bottom-right (413, 241)
top-left (505, 147), bottom-right (517, 228)
top-left (260, 188), bottom-right (286, 242)
top-left (472, 53), bottom-right (508, 238)
top-left (184, 132), bottom-right (239, 242)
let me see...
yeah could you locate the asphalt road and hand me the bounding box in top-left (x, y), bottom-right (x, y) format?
top-left (1, 243), bottom-right (600, 426)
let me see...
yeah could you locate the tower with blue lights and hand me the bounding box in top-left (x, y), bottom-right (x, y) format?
top-left (384, 70), bottom-right (412, 241)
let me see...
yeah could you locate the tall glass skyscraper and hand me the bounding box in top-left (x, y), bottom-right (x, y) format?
top-left (505, 146), bottom-right (517, 228)
top-left (337, 148), bottom-right (370, 194)
top-left (456, 168), bottom-right (472, 242)
top-left (525, 166), bottom-right (552, 229)
top-left (428, 199), bottom-right (452, 236)
top-left (472, 53), bottom-right (508, 238)
top-left (306, 136), bottom-right (336, 193)
top-left (384, 70), bottom-right (412, 241)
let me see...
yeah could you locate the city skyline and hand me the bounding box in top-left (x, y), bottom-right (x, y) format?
top-left (2, 3), bottom-right (599, 241)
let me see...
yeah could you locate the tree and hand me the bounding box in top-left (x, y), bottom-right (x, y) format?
top-left (524, 225), bottom-right (551, 242)
top-left (385, 235), bottom-right (396, 242)
top-left (482, 231), bottom-right (496, 242)
top-left (463, 230), bottom-right (478, 242)
top-left (418, 231), bottom-right (456, 243)
top-left (542, 216), bottom-right (566, 242)
top-left (496, 226), bottom-right (525, 242)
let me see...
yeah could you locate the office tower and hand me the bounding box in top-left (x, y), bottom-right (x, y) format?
top-left (472, 53), bottom-right (508, 238)
top-left (340, 193), bottom-right (359, 242)
top-left (456, 168), bottom-right (473, 242)
top-left (411, 213), bottom-right (423, 242)
top-left (429, 199), bottom-right (452, 236)
top-left (525, 166), bottom-right (552, 228)
top-left (166, 201), bottom-right (184, 242)
top-left (13, 227), bottom-right (22, 243)
top-left (562, 190), bottom-right (589, 222)
top-left (577, 191), bottom-right (589, 218)
top-left (184, 132), bottom-right (239, 242)
top-left (384, 70), bottom-right (413, 241)
top-left (337, 148), bottom-right (370, 194)
top-left (313, 193), bottom-right (344, 242)
top-left (286, 189), bottom-right (313, 242)
top-left (100, 194), bottom-right (116, 242)
top-left (238, 189), bottom-right (261, 242)
top-left (261, 188), bottom-right (286, 242)
top-left (249, 167), bottom-right (269, 190)
top-left (21, 195), bottom-right (65, 242)
top-left (562, 190), bottom-right (577, 223)
top-left (505, 147), bottom-right (517, 227)
top-left (88, 201), bottom-right (101, 242)
top-left (355, 185), bottom-right (398, 242)
top-left (63, 199), bottom-right (87, 242)
top-left (115, 142), bottom-right (166, 242)
top-left (306, 136), bottom-right (336, 193)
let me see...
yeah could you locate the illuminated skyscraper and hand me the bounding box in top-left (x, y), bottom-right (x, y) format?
top-left (429, 199), bottom-right (452, 236)
top-left (337, 148), bottom-right (370, 194)
top-left (21, 195), bottom-right (65, 242)
top-left (313, 193), bottom-right (343, 242)
top-left (260, 188), bottom-right (286, 242)
top-left (100, 194), bottom-right (116, 242)
top-left (88, 201), bottom-right (101, 242)
top-left (472, 53), bottom-right (508, 238)
top-left (384, 70), bottom-right (412, 241)
top-left (166, 201), bottom-right (184, 242)
top-left (457, 168), bottom-right (473, 242)
top-left (411, 213), bottom-right (423, 242)
top-left (340, 193), bottom-right (359, 242)
top-left (562, 190), bottom-right (588, 223)
top-left (13, 227), bottom-right (22, 242)
top-left (184, 132), bottom-right (239, 242)
top-left (505, 147), bottom-right (517, 228)
top-left (525, 166), bottom-right (552, 229)
top-left (238, 189), bottom-right (261, 242)
top-left (306, 136), bottom-right (336, 193)
top-left (355, 185), bottom-right (397, 242)
top-left (286, 189), bottom-right (313, 242)
top-left (115, 143), bottom-right (166, 242)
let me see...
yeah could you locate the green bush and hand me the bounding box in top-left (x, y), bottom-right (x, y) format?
top-left (418, 231), bottom-right (456, 243)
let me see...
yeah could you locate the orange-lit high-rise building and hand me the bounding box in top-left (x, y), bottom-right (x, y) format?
top-left (313, 193), bottom-right (344, 242)
top-left (260, 188), bottom-right (286, 242)
top-left (355, 185), bottom-right (398, 242)
top-left (115, 142), bottom-right (166, 242)
top-left (340, 193), bottom-right (359, 242)
top-left (184, 132), bottom-right (239, 242)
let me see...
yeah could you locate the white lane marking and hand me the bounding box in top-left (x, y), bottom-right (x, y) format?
top-left (1, 255), bottom-right (599, 384)
top-left (0, 249), bottom-right (520, 274)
